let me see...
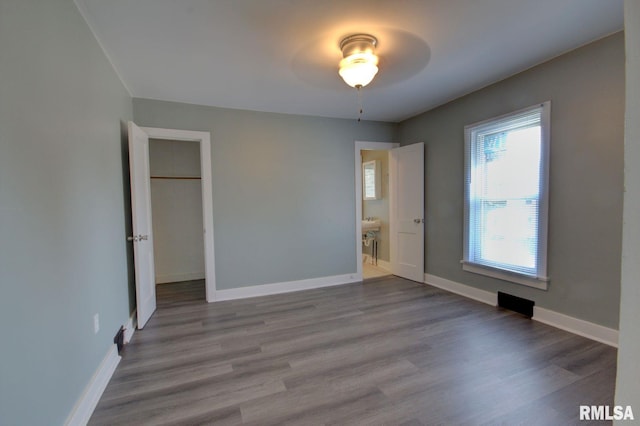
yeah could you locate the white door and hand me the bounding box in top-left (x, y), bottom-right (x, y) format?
top-left (390, 143), bottom-right (425, 282)
top-left (128, 122), bottom-right (157, 328)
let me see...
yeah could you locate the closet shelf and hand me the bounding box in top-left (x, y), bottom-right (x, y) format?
top-left (150, 176), bottom-right (201, 180)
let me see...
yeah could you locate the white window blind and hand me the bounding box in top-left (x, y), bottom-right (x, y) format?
top-left (364, 167), bottom-right (376, 199)
top-left (362, 160), bottom-right (380, 200)
top-left (463, 102), bottom-right (550, 289)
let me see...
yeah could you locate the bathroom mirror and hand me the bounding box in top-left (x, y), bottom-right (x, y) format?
top-left (363, 160), bottom-right (381, 200)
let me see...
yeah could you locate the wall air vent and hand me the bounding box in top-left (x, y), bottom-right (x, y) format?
top-left (114, 326), bottom-right (125, 354)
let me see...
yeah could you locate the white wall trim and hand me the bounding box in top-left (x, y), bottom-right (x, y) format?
top-left (215, 273), bottom-right (359, 302)
top-left (461, 261), bottom-right (548, 290)
top-left (424, 273), bottom-right (618, 347)
top-left (73, 1), bottom-right (133, 97)
top-left (156, 272), bottom-right (205, 284)
top-left (533, 306), bottom-right (618, 348)
top-left (124, 311), bottom-right (137, 344)
top-left (424, 273), bottom-right (497, 306)
top-left (64, 344), bottom-right (120, 426)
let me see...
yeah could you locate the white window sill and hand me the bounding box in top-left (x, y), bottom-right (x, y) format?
top-left (461, 261), bottom-right (549, 290)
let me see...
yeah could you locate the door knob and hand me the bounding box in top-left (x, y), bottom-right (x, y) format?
top-left (414, 218), bottom-right (421, 224)
top-left (127, 234), bottom-right (148, 242)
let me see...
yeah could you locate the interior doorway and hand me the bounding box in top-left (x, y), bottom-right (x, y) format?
top-left (355, 141), bottom-right (398, 281)
top-left (149, 138), bottom-right (205, 296)
top-left (355, 140), bottom-right (426, 283)
top-left (128, 123), bottom-right (216, 329)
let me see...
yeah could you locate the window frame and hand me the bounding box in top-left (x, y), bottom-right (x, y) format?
top-left (362, 160), bottom-right (381, 200)
top-left (462, 101), bottom-right (551, 290)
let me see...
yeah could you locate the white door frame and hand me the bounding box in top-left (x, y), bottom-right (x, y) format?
top-left (354, 140), bottom-right (399, 281)
top-left (141, 126), bottom-right (217, 302)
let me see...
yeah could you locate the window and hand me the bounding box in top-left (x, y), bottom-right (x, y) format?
top-left (363, 160), bottom-right (381, 200)
top-left (463, 102), bottom-right (550, 290)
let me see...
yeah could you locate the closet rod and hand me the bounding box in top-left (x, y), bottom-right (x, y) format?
top-left (150, 176), bottom-right (201, 180)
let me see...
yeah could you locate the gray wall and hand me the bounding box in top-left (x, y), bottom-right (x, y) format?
top-left (615, 0), bottom-right (640, 413)
top-left (397, 33), bottom-right (625, 329)
top-left (149, 139), bottom-right (205, 284)
top-left (362, 150), bottom-right (390, 262)
top-left (0, 0), bottom-right (133, 424)
top-left (0, 3), bottom-right (627, 424)
top-left (133, 99), bottom-right (396, 290)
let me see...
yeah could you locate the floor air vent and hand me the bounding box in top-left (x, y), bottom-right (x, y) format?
top-left (497, 292), bottom-right (534, 318)
top-left (114, 326), bottom-right (125, 354)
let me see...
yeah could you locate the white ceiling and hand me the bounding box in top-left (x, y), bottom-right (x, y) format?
top-left (75, 0), bottom-right (623, 123)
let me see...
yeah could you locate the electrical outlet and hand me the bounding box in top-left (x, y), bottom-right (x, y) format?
top-left (93, 313), bottom-right (100, 334)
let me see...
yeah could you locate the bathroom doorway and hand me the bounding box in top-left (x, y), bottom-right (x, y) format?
top-left (355, 141), bottom-right (398, 280)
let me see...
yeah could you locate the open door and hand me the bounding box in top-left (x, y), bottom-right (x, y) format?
top-left (128, 122), bottom-right (157, 328)
top-left (390, 143), bottom-right (425, 282)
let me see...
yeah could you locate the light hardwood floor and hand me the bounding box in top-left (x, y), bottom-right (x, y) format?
top-left (362, 260), bottom-right (390, 279)
top-left (90, 277), bottom-right (617, 425)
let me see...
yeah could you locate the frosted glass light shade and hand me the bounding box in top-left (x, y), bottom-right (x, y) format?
top-left (339, 53), bottom-right (379, 88)
top-left (338, 34), bottom-right (379, 88)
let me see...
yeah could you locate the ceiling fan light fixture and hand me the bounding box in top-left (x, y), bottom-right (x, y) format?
top-left (338, 34), bottom-right (379, 88)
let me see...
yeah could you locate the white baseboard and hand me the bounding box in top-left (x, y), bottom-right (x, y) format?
top-left (424, 273), bottom-right (496, 306)
top-left (423, 273), bottom-right (618, 348)
top-left (156, 272), bottom-right (205, 284)
top-left (214, 273), bottom-right (360, 302)
top-left (65, 344), bottom-right (121, 426)
top-left (125, 310), bottom-right (137, 342)
top-left (533, 306), bottom-right (618, 347)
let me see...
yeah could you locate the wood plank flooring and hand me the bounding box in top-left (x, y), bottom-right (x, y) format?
top-left (90, 277), bottom-right (617, 425)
